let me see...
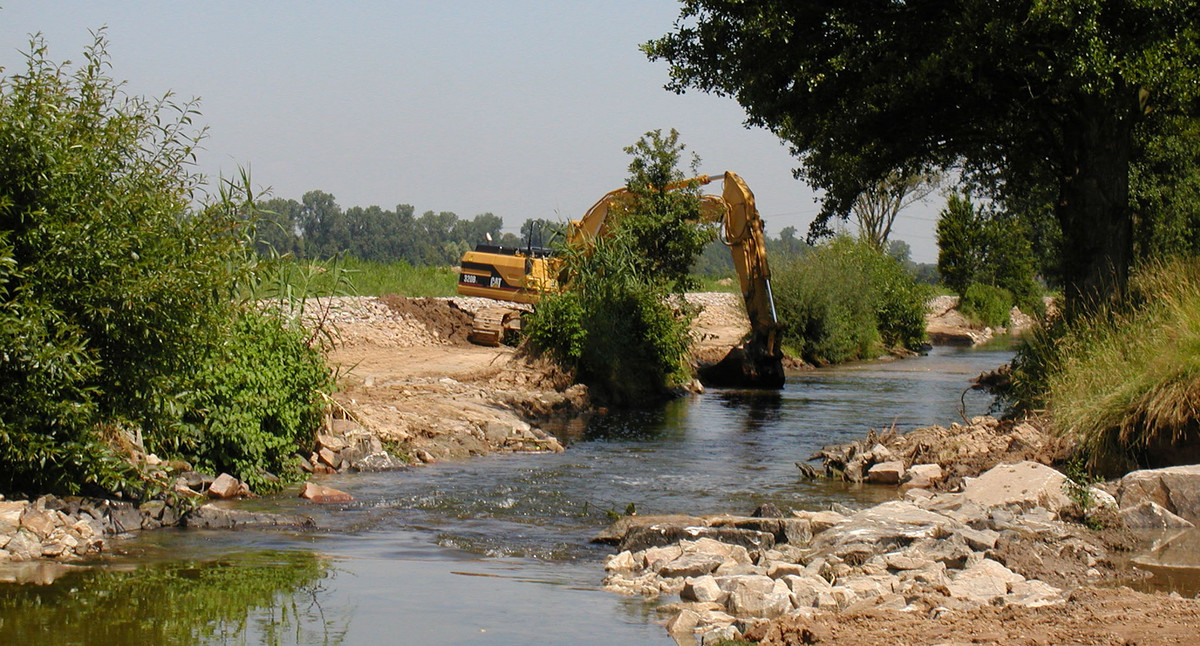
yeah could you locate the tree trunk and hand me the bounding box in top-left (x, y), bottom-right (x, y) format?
top-left (1055, 95), bottom-right (1139, 314)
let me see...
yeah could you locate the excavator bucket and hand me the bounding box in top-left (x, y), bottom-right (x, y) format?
top-left (697, 331), bottom-right (785, 389)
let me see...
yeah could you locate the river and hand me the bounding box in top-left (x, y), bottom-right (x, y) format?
top-left (0, 344), bottom-right (1015, 645)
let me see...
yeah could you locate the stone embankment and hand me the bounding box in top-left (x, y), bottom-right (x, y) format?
top-left (600, 417), bottom-right (1200, 645)
top-left (925, 295), bottom-right (1046, 346)
top-left (0, 471), bottom-right (311, 571)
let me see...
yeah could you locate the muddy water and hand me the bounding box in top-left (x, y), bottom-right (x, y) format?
top-left (0, 345), bottom-right (1015, 645)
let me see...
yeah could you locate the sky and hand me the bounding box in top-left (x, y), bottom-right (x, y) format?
top-left (0, 1), bottom-right (943, 262)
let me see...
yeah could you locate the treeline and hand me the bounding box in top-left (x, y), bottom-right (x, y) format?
top-left (252, 191), bottom-right (530, 265)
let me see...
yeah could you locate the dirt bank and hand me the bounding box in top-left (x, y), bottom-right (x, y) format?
top-left (317, 292), bottom-right (752, 463)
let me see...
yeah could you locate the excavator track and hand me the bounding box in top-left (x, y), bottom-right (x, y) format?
top-left (468, 307), bottom-right (522, 347)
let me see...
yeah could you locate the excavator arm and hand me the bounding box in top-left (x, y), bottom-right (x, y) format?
top-left (457, 171), bottom-right (785, 388)
top-left (566, 171), bottom-right (785, 388)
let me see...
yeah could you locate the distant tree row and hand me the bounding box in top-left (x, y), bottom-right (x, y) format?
top-left (251, 191), bottom-right (533, 265)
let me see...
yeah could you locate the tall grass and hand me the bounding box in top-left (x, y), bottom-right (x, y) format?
top-left (1013, 257), bottom-right (1200, 475)
top-left (254, 257), bottom-right (459, 298)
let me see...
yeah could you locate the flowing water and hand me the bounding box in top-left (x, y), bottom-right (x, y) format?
top-left (0, 345), bottom-right (1017, 645)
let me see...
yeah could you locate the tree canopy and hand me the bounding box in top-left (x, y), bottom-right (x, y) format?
top-left (646, 1), bottom-right (1200, 308)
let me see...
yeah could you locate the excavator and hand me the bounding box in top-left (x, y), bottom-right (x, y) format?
top-left (455, 171), bottom-right (784, 389)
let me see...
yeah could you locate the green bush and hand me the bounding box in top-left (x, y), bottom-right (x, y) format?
top-left (524, 234), bottom-right (693, 406)
top-left (160, 310), bottom-right (332, 491)
top-left (959, 283), bottom-right (1013, 328)
top-left (0, 35), bottom-right (333, 495)
top-left (772, 237), bottom-right (926, 365)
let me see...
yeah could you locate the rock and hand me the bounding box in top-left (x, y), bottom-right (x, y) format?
top-left (106, 503), bottom-right (143, 534)
top-left (791, 509), bottom-right (847, 533)
top-left (815, 501), bottom-right (964, 553)
top-left (207, 473), bottom-right (244, 499)
top-left (605, 550), bottom-right (639, 573)
top-left (724, 576), bottom-right (792, 619)
top-left (4, 529), bottom-right (41, 561)
top-left (682, 575), bottom-right (728, 604)
top-left (752, 503), bottom-right (784, 518)
top-left (299, 482), bottom-right (354, 504)
top-left (1008, 579), bottom-right (1064, 607)
top-left (708, 516), bottom-right (812, 546)
top-left (19, 507), bottom-right (60, 541)
top-left (643, 545), bottom-right (685, 571)
top-left (592, 514), bottom-right (707, 545)
top-left (903, 463), bottom-right (944, 489)
top-left (867, 460), bottom-right (906, 485)
top-left (782, 574), bottom-right (832, 608)
top-left (619, 525), bottom-right (774, 554)
top-left (184, 504), bottom-right (314, 529)
top-left (1117, 465), bottom-right (1200, 520)
top-left (349, 451), bottom-right (406, 471)
top-left (1120, 500), bottom-right (1195, 529)
top-left (666, 608), bottom-right (701, 640)
top-left (316, 433), bottom-right (349, 452)
top-left (962, 461), bottom-right (1072, 512)
top-left (659, 553), bottom-right (724, 579)
top-left (946, 558), bottom-right (1024, 603)
top-left (959, 526), bottom-right (1000, 551)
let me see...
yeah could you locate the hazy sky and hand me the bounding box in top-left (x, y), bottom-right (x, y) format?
top-left (1, 1), bottom-right (942, 261)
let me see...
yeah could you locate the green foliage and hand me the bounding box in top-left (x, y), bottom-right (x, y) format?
top-left (772, 237), bottom-right (926, 365)
top-left (524, 130), bottom-right (707, 405)
top-left (524, 235), bottom-right (693, 405)
top-left (0, 35), bottom-right (332, 496)
top-left (937, 193), bottom-right (1043, 317)
top-left (646, 1), bottom-right (1200, 308)
top-left (615, 129), bottom-right (716, 293)
top-left (959, 283), bottom-right (1013, 328)
top-left (1009, 257), bottom-right (1200, 476)
top-left (164, 310), bottom-right (332, 491)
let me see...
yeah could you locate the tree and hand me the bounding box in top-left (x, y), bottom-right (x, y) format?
top-left (852, 171), bottom-right (941, 250)
top-left (646, 1), bottom-right (1200, 310)
top-left (936, 192), bottom-right (1041, 313)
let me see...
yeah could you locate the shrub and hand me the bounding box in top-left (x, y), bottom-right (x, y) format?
top-left (772, 237), bottom-right (926, 365)
top-left (160, 310), bottom-right (332, 491)
top-left (959, 283), bottom-right (1013, 328)
top-left (524, 234), bottom-right (693, 406)
top-left (0, 35), bottom-right (333, 495)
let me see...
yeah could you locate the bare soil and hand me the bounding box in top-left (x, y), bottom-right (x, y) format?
top-left (750, 586), bottom-right (1200, 646)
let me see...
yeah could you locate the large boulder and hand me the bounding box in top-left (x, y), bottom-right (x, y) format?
top-left (962, 461), bottom-right (1071, 512)
top-left (1116, 465), bottom-right (1200, 521)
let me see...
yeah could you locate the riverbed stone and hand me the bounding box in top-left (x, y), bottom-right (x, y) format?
top-left (5, 529), bottom-right (41, 561)
top-left (19, 507), bottom-right (60, 541)
top-left (815, 501), bottom-right (965, 553)
top-left (1117, 465), bottom-right (1200, 520)
top-left (207, 473), bottom-right (243, 499)
top-left (659, 553), bottom-right (725, 579)
top-left (867, 461), bottom-right (906, 485)
top-left (682, 575), bottom-right (728, 604)
top-left (592, 514), bottom-right (707, 545)
top-left (946, 558), bottom-right (1024, 603)
top-left (1120, 500), bottom-right (1195, 529)
top-left (962, 461), bottom-right (1071, 512)
top-left (184, 504), bottom-right (313, 529)
top-left (903, 463), bottom-right (945, 489)
top-left (791, 509), bottom-right (847, 533)
top-left (619, 524), bottom-right (774, 554)
top-left (724, 576), bottom-right (792, 619)
top-left (300, 482), bottom-right (354, 504)
top-left (605, 550), bottom-right (639, 572)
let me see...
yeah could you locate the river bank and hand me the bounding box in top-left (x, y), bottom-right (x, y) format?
top-left (5, 293), bottom-right (1195, 645)
top-left (596, 415), bottom-right (1200, 645)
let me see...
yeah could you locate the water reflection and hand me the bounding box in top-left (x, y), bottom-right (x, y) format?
top-left (0, 550), bottom-right (344, 646)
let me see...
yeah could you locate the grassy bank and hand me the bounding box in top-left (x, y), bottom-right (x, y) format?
top-left (1011, 257), bottom-right (1200, 475)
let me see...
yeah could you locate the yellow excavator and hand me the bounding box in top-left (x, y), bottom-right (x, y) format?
top-left (455, 171), bottom-right (784, 388)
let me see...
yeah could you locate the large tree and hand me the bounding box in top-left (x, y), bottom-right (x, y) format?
top-left (646, 1), bottom-right (1200, 309)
